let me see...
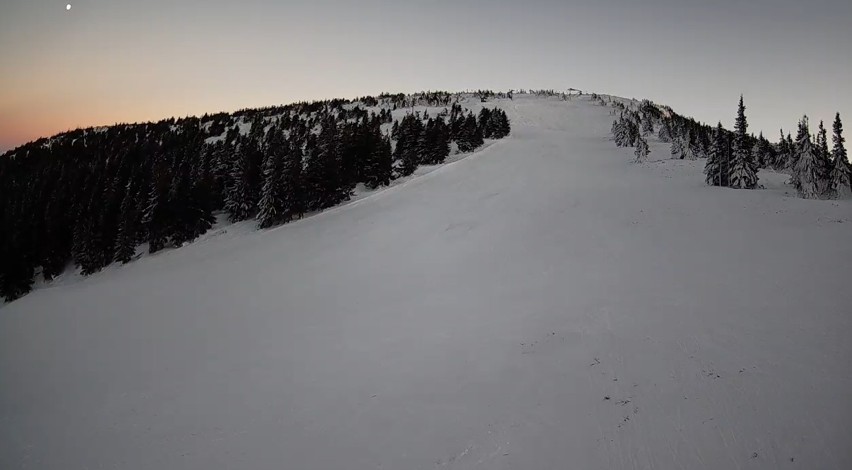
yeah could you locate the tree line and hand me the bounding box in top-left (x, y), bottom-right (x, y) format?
top-left (0, 93), bottom-right (511, 301)
top-left (605, 94), bottom-right (851, 198)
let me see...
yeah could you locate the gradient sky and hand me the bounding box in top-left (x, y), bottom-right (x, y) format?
top-left (1, 0), bottom-right (850, 153)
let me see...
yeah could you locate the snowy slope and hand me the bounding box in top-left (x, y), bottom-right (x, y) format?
top-left (2, 95), bottom-right (852, 470)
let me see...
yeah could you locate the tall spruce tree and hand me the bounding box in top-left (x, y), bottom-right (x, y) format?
top-left (775, 130), bottom-right (790, 170)
top-left (478, 108), bottom-right (495, 138)
top-left (705, 123), bottom-right (729, 186)
top-left (257, 128), bottom-right (288, 228)
top-left (364, 129), bottom-right (392, 189)
top-left (687, 132), bottom-right (703, 160)
top-left (754, 132), bottom-right (772, 169)
top-left (828, 112), bottom-right (852, 198)
top-left (490, 109), bottom-right (511, 138)
top-left (728, 96), bottom-right (758, 189)
top-left (792, 116), bottom-right (824, 199)
top-left (422, 118), bottom-right (450, 164)
top-left (224, 143), bottom-right (255, 221)
top-left (456, 114), bottom-right (483, 152)
top-left (283, 137), bottom-right (305, 219)
top-left (114, 181), bottom-right (139, 263)
top-left (816, 120), bottom-right (832, 181)
top-left (394, 114), bottom-right (424, 176)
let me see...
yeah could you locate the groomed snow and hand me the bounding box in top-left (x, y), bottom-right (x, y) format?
top-left (2, 95), bottom-right (852, 469)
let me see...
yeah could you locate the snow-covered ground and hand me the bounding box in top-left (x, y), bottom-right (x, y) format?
top-left (2, 95), bottom-right (852, 469)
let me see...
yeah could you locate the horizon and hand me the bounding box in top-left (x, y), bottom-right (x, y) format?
top-left (1, 0), bottom-right (851, 153)
top-left (0, 88), bottom-right (839, 154)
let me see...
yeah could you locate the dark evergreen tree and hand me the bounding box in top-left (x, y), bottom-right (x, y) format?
top-left (754, 132), bottom-right (772, 169)
top-left (491, 109), bottom-right (511, 138)
top-left (625, 115), bottom-right (639, 147)
top-left (421, 118), bottom-right (451, 164)
top-left (478, 108), bottom-right (495, 138)
top-left (114, 181), bottom-right (139, 263)
top-left (792, 116), bottom-right (823, 199)
top-left (257, 128), bottom-right (289, 228)
top-left (141, 159), bottom-right (170, 253)
top-left (775, 129), bottom-right (793, 170)
top-left (816, 120), bottom-right (832, 180)
top-left (828, 112), bottom-right (852, 199)
top-left (394, 114), bottom-right (424, 176)
top-left (391, 120), bottom-right (400, 140)
top-left (283, 137), bottom-right (306, 219)
top-left (363, 127), bottom-right (392, 189)
top-left (456, 114), bottom-right (483, 153)
top-left (304, 117), bottom-right (345, 209)
top-left (613, 119), bottom-right (630, 147)
top-left (687, 132), bottom-right (703, 160)
top-left (223, 143), bottom-right (255, 221)
top-left (705, 123), bottom-right (729, 186)
top-left (168, 126), bottom-right (214, 245)
top-left (73, 202), bottom-right (105, 274)
top-left (729, 96), bottom-right (758, 189)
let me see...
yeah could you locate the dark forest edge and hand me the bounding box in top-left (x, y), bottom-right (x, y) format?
top-left (0, 90), bottom-right (513, 301)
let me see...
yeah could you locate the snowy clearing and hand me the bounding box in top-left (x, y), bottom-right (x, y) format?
top-left (2, 95), bottom-right (851, 469)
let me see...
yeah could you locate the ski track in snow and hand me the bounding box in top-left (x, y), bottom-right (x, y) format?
top-left (2, 95), bottom-right (852, 470)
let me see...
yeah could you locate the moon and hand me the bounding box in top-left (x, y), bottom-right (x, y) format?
top-left (66, 4), bottom-right (71, 10)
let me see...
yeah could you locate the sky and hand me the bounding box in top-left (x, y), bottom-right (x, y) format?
top-left (1, 0), bottom-right (850, 153)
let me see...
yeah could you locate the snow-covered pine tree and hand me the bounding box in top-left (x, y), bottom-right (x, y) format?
top-left (432, 118), bottom-right (451, 162)
top-left (785, 133), bottom-right (795, 168)
top-left (641, 114), bottom-right (654, 136)
top-left (72, 208), bottom-right (103, 274)
top-left (753, 132), bottom-right (772, 169)
top-left (670, 135), bottom-right (685, 159)
top-left (257, 129), bottom-right (287, 228)
top-left (478, 108), bottom-right (494, 138)
top-left (705, 123), bottom-right (729, 186)
top-left (792, 116), bottom-right (824, 199)
top-left (612, 118), bottom-right (629, 147)
top-left (491, 109), bottom-right (511, 138)
top-left (816, 120), bottom-right (832, 189)
top-left (391, 120), bottom-right (400, 140)
top-left (363, 126), bottom-right (393, 189)
top-left (314, 117), bottom-right (346, 208)
top-left (626, 114), bottom-right (639, 147)
top-left (728, 95), bottom-right (758, 189)
top-left (634, 134), bottom-right (650, 162)
top-left (657, 119), bottom-right (672, 143)
top-left (828, 112), bottom-right (852, 199)
top-left (141, 155), bottom-right (172, 254)
top-left (687, 132), bottom-right (703, 160)
top-left (455, 114), bottom-right (482, 153)
top-left (395, 113), bottom-right (424, 175)
top-left (273, 136), bottom-right (305, 222)
top-left (790, 122), bottom-right (809, 178)
top-left (223, 144), bottom-right (255, 222)
top-left (114, 182), bottom-right (139, 263)
top-left (775, 130), bottom-right (790, 170)
top-left (469, 114), bottom-right (484, 148)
